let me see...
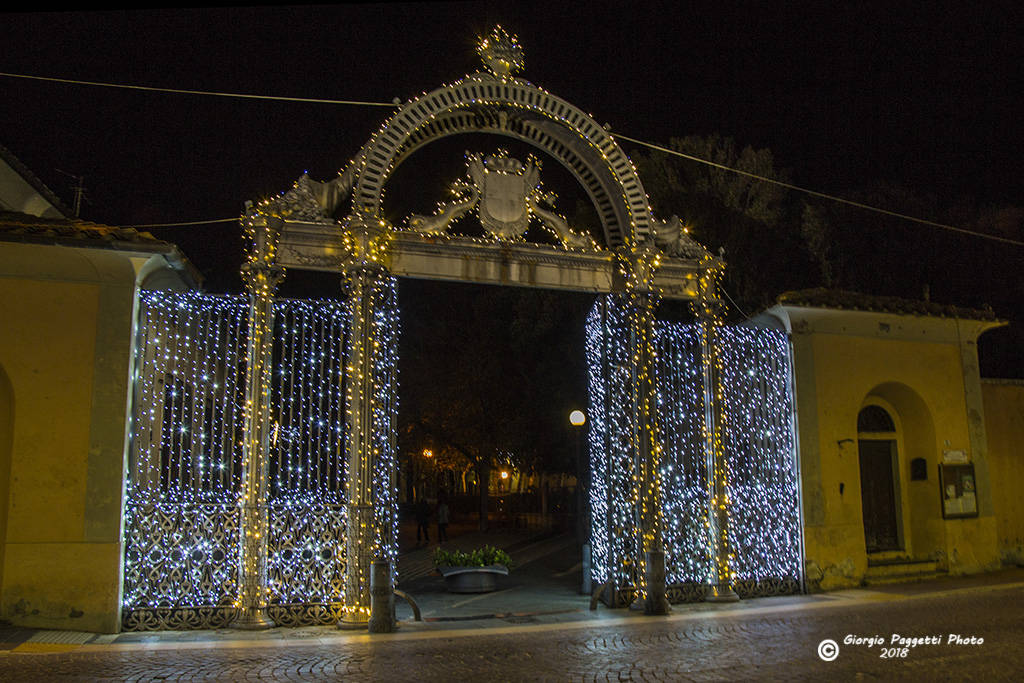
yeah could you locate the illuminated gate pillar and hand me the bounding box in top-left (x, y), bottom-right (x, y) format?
top-left (236, 213), bottom-right (285, 629)
top-left (338, 215), bottom-right (399, 628)
top-left (693, 260), bottom-right (739, 602)
top-left (618, 243), bottom-right (670, 615)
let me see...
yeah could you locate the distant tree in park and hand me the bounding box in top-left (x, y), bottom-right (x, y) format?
top-left (632, 134), bottom-right (819, 316)
top-left (397, 280), bottom-right (591, 529)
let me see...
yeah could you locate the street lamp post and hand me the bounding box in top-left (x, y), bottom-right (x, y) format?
top-left (421, 448), bottom-right (433, 501)
top-left (569, 409), bottom-right (589, 595)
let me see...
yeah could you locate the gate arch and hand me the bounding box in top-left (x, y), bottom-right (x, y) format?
top-left (336, 61), bottom-right (654, 248)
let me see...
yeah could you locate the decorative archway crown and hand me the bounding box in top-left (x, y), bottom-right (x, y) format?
top-left (343, 36), bottom-right (656, 249)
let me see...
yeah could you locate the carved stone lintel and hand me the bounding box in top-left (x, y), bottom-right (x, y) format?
top-left (260, 175), bottom-right (338, 224)
top-left (652, 215), bottom-right (708, 259)
top-left (616, 243), bottom-right (662, 296)
top-left (342, 214), bottom-right (391, 273)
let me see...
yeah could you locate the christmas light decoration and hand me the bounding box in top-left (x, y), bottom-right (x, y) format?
top-left (716, 325), bottom-right (802, 596)
top-left (585, 297), bottom-right (641, 606)
top-left (335, 26), bottom-right (657, 252)
top-left (265, 298), bottom-right (352, 626)
top-left (338, 268), bottom-right (400, 625)
top-left (654, 322), bottom-right (712, 595)
top-left (586, 295), bottom-right (801, 605)
top-left (122, 290), bottom-right (353, 630)
top-left (119, 25), bottom-right (754, 630)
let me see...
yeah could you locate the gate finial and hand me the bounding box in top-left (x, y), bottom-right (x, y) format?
top-left (478, 26), bottom-right (524, 77)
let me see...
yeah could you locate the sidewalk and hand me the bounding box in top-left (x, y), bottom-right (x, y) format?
top-left (2, 537), bottom-right (1023, 653)
top-left (0, 521), bottom-right (572, 652)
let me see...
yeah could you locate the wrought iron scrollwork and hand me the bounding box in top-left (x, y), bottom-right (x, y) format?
top-left (266, 502), bottom-right (347, 626)
top-left (121, 499), bottom-right (241, 631)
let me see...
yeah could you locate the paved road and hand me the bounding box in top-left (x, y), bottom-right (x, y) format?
top-left (1, 580), bottom-right (1021, 681)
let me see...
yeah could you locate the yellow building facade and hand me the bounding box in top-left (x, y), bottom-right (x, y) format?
top-left (0, 213), bottom-right (197, 632)
top-left (760, 290), bottom-right (1006, 590)
top-left (982, 379), bottom-right (1024, 566)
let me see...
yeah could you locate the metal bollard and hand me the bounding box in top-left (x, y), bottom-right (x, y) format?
top-left (644, 550), bottom-right (670, 615)
top-left (393, 589), bottom-right (422, 622)
top-left (581, 543), bottom-right (592, 596)
top-left (368, 559), bottom-right (395, 633)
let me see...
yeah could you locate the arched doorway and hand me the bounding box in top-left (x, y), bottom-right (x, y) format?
top-left (0, 364), bottom-right (13, 605)
top-left (857, 404), bottom-right (902, 553)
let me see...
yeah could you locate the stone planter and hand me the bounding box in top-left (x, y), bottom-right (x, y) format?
top-left (437, 564), bottom-right (509, 593)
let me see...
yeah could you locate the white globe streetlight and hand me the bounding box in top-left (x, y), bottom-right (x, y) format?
top-left (569, 408), bottom-right (590, 594)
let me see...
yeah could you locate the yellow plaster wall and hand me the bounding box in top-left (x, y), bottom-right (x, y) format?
top-left (982, 381), bottom-right (1024, 564)
top-left (0, 244), bottom-right (137, 632)
top-left (797, 329), bottom-right (999, 589)
top-left (1, 280), bottom-right (97, 543)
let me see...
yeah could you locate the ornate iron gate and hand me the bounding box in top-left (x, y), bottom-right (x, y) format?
top-left (586, 295), bottom-right (802, 606)
top-left (122, 291), bottom-right (352, 630)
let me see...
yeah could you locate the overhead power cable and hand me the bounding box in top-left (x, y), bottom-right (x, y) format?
top-left (0, 72), bottom-right (399, 108)
top-left (720, 286), bottom-right (751, 320)
top-left (132, 218), bottom-right (238, 229)
top-left (613, 134), bottom-right (1024, 248)
top-left (4, 71), bottom-right (1020, 246)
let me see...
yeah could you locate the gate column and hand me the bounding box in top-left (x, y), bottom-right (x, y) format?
top-left (617, 243), bottom-right (669, 615)
top-left (693, 260), bottom-right (739, 602)
top-left (338, 215), bottom-right (399, 628)
top-left (236, 213), bottom-right (285, 629)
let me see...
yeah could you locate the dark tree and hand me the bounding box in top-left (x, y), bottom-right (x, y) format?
top-left (632, 134), bottom-right (819, 317)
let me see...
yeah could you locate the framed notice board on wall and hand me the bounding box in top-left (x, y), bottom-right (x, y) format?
top-left (939, 463), bottom-right (978, 519)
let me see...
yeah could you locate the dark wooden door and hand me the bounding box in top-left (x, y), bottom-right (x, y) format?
top-left (859, 439), bottom-right (900, 552)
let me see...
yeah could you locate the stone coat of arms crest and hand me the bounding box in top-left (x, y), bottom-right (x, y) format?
top-left (406, 150), bottom-right (592, 248)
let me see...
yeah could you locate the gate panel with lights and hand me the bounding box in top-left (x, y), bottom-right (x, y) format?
top-left (121, 291), bottom-right (354, 631)
top-left (585, 295), bottom-right (802, 606)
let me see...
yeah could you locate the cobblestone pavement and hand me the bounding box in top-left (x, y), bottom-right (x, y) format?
top-left (1, 580), bottom-right (1021, 681)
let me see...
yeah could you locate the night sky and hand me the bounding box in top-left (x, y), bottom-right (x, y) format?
top-left (2, 4), bottom-right (1022, 376)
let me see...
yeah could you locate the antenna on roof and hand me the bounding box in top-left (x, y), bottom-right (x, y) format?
top-left (55, 168), bottom-right (88, 217)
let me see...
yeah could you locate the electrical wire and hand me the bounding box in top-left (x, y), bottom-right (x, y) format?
top-left (720, 286), bottom-right (751, 320)
top-left (613, 133), bottom-right (1024, 248)
top-left (131, 218), bottom-right (238, 229)
top-left (0, 72), bottom-right (399, 108)
top-left (4, 70), bottom-right (1020, 247)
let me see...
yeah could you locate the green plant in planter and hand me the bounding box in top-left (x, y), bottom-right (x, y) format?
top-left (433, 545), bottom-right (513, 569)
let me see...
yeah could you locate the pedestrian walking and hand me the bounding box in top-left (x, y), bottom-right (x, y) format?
top-left (415, 497), bottom-right (431, 544)
top-left (437, 495), bottom-right (450, 542)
